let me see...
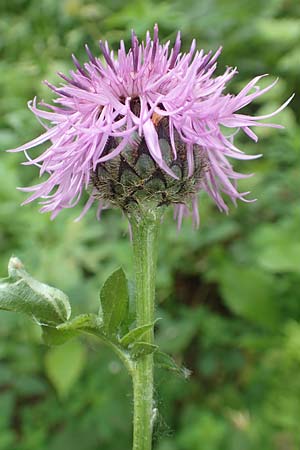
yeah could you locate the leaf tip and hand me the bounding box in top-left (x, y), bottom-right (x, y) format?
top-left (8, 256), bottom-right (24, 273)
top-left (182, 367), bottom-right (192, 380)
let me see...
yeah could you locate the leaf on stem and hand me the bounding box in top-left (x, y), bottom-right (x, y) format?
top-left (57, 313), bottom-right (103, 333)
top-left (154, 351), bottom-right (191, 379)
top-left (41, 314), bottom-right (103, 346)
top-left (120, 321), bottom-right (157, 348)
top-left (130, 341), bottom-right (158, 359)
top-left (0, 257), bottom-right (71, 326)
top-left (100, 267), bottom-right (129, 336)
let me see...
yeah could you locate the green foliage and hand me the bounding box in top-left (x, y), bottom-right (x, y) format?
top-left (218, 264), bottom-right (279, 329)
top-left (0, 256), bottom-right (157, 374)
top-left (42, 325), bottom-right (78, 346)
top-left (100, 268), bottom-right (129, 336)
top-left (0, 0), bottom-right (300, 449)
top-left (154, 351), bottom-right (190, 379)
top-left (57, 313), bottom-right (102, 333)
top-left (120, 322), bottom-right (156, 347)
top-left (0, 257), bottom-right (71, 325)
top-left (130, 342), bottom-right (158, 360)
top-left (252, 217), bottom-right (300, 273)
top-left (44, 340), bottom-right (86, 398)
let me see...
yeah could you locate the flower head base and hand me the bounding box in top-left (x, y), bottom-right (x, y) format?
top-left (91, 115), bottom-right (207, 214)
top-left (8, 25), bottom-right (291, 225)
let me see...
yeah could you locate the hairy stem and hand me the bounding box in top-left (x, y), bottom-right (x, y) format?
top-left (129, 208), bottom-right (161, 450)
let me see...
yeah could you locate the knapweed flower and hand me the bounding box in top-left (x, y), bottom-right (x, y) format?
top-left (8, 25), bottom-right (291, 225)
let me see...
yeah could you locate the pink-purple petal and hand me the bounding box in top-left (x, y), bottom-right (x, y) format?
top-left (7, 26), bottom-right (291, 226)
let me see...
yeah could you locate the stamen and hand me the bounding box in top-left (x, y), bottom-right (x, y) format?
top-left (99, 40), bottom-right (117, 74)
top-left (57, 72), bottom-right (84, 89)
top-left (169, 31), bottom-right (181, 69)
top-left (85, 44), bottom-right (96, 64)
top-left (151, 24), bottom-right (159, 64)
top-left (131, 30), bottom-right (139, 73)
top-left (72, 54), bottom-right (88, 77)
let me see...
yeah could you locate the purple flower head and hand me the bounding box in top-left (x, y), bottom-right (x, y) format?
top-left (8, 25), bottom-right (292, 225)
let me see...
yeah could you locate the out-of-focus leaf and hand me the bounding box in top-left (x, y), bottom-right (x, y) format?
top-left (156, 309), bottom-right (201, 354)
top-left (256, 19), bottom-right (300, 45)
top-left (177, 410), bottom-right (228, 450)
top-left (44, 339), bottom-right (86, 398)
top-left (283, 321), bottom-right (300, 364)
top-left (218, 264), bottom-right (279, 328)
top-left (41, 326), bottom-right (78, 346)
top-left (253, 223), bottom-right (300, 273)
top-left (278, 48), bottom-right (300, 75)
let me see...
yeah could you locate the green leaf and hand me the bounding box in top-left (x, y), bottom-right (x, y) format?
top-left (154, 351), bottom-right (191, 379)
top-left (100, 267), bottom-right (129, 335)
top-left (41, 326), bottom-right (78, 346)
top-left (253, 224), bottom-right (300, 273)
top-left (41, 315), bottom-right (102, 346)
top-left (257, 18), bottom-right (300, 45)
top-left (44, 339), bottom-right (86, 398)
top-left (219, 264), bottom-right (279, 329)
top-left (120, 322), bottom-right (156, 347)
top-left (57, 313), bottom-right (103, 334)
top-left (0, 257), bottom-right (71, 326)
top-left (58, 314), bottom-right (135, 374)
top-left (131, 342), bottom-right (158, 360)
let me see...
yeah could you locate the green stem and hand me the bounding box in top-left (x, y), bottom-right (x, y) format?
top-left (129, 208), bottom-right (161, 450)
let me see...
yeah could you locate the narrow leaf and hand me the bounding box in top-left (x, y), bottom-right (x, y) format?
top-left (131, 342), bottom-right (158, 360)
top-left (0, 257), bottom-right (71, 325)
top-left (154, 351), bottom-right (191, 379)
top-left (100, 268), bottom-right (129, 335)
top-left (120, 322), bottom-right (156, 348)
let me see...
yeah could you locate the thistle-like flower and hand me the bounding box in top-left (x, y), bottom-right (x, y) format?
top-left (8, 25), bottom-right (291, 225)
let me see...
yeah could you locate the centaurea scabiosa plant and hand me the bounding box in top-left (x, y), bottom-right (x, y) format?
top-left (1, 25), bottom-right (292, 450)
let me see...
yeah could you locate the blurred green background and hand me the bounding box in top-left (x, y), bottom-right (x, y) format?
top-left (0, 0), bottom-right (300, 449)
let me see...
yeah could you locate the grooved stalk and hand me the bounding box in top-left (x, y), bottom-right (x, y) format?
top-left (130, 208), bottom-right (161, 450)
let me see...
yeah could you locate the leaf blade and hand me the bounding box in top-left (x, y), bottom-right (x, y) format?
top-left (120, 322), bottom-right (156, 348)
top-left (154, 351), bottom-right (191, 379)
top-left (0, 257), bottom-right (71, 325)
top-left (57, 313), bottom-right (102, 333)
top-left (42, 326), bottom-right (78, 346)
top-left (131, 342), bottom-right (158, 360)
top-left (100, 267), bottom-right (129, 336)
top-left (44, 340), bottom-right (86, 398)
